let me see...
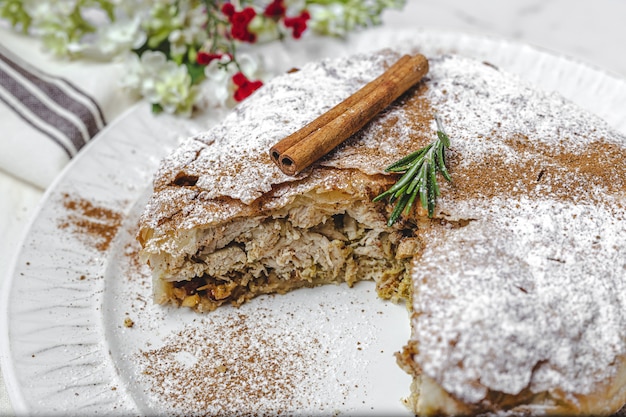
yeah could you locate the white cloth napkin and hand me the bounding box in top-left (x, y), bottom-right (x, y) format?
top-left (0, 26), bottom-right (137, 189)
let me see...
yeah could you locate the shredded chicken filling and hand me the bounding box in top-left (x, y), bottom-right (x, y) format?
top-left (168, 210), bottom-right (418, 311)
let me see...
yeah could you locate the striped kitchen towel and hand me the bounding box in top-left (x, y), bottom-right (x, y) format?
top-left (0, 40), bottom-right (135, 189)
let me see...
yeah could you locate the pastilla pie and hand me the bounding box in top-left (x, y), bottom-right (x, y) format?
top-left (138, 50), bottom-right (626, 415)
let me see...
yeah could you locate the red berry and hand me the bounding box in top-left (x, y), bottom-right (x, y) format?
top-left (196, 51), bottom-right (223, 65)
top-left (264, 0), bottom-right (286, 18)
top-left (221, 2), bottom-right (235, 17)
top-left (229, 7), bottom-right (258, 43)
top-left (232, 72), bottom-right (247, 87)
top-left (232, 72), bottom-right (263, 102)
top-left (284, 10), bottom-right (310, 39)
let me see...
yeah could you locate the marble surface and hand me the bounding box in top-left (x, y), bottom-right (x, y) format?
top-left (1, 0), bottom-right (626, 415)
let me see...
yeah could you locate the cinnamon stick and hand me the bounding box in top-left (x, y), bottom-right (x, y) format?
top-left (271, 54), bottom-right (429, 176)
top-left (269, 55), bottom-right (411, 166)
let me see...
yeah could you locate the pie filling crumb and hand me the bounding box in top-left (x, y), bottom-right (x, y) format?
top-left (138, 52), bottom-right (626, 415)
top-left (153, 193), bottom-right (419, 312)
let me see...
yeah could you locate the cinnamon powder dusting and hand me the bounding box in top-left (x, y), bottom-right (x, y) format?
top-left (138, 313), bottom-right (333, 416)
top-left (133, 52), bottom-right (626, 414)
top-left (445, 133), bottom-right (626, 210)
top-left (58, 193), bottom-right (123, 251)
top-left (323, 82), bottom-right (434, 175)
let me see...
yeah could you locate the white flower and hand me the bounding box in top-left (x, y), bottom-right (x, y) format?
top-left (307, 3), bottom-right (348, 37)
top-left (26, 0), bottom-right (78, 56)
top-left (8, 0), bottom-right (404, 116)
top-left (200, 55), bottom-right (233, 108)
top-left (121, 50), bottom-right (197, 117)
top-left (113, 0), bottom-right (156, 18)
top-left (26, 0), bottom-right (76, 21)
top-left (197, 53), bottom-right (265, 110)
top-left (238, 54), bottom-right (264, 79)
top-left (101, 18), bottom-right (146, 52)
top-left (308, 0), bottom-right (405, 37)
top-left (247, 14), bottom-right (280, 44)
top-left (79, 17), bottom-right (147, 60)
top-left (167, 0), bottom-right (208, 58)
top-left (42, 30), bottom-right (74, 56)
top-left (119, 52), bottom-right (144, 92)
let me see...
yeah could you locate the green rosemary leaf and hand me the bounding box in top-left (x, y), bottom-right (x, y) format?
top-left (388, 193), bottom-right (410, 226)
top-left (427, 170), bottom-right (437, 217)
top-left (386, 146), bottom-right (429, 172)
top-left (419, 180), bottom-right (428, 212)
top-left (437, 142), bottom-right (452, 182)
top-left (437, 130), bottom-right (450, 147)
top-left (435, 115), bottom-right (450, 147)
top-left (374, 115), bottom-right (453, 225)
top-left (372, 189), bottom-right (390, 202)
top-left (406, 165), bottom-right (423, 195)
top-left (385, 148), bottom-right (421, 172)
top-left (393, 183), bottom-right (409, 199)
top-left (404, 189), bottom-right (419, 216)
top-left (429, 161), bottom-right (440, 197)
top-left (387, 160), bottom-right (422, 194)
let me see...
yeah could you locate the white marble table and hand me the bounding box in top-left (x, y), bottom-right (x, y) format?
top-left (2, 0), bottom-right (626, 415)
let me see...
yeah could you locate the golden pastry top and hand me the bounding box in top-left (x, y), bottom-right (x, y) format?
top-left (138, 50), bottom-right (626, 410)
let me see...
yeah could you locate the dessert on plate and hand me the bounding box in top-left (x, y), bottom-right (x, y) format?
top-left (137, 49), bottom-right (626, 415)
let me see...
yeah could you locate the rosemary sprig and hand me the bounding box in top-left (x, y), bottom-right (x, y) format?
top-left (373, 115), bottom-right (452, 226)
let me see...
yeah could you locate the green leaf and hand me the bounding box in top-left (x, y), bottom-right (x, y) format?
top-left (185, 61), bottom-right (206, 85)
top-left (404, 188), bottom-right (418, 216)
top-left (1, 0), bottom-right (32, 32)
top-left (429, 162), bottom-right (440, 197)
top-left (373, 114), bottom-right (453, 225)
top-left (436, 143), bottom-right (451, 181)
top-left (151, 103), bottom-right (164, 114)
top-left (426, 169), bottom-right (436, 217)
top-left (435, 115), bottom-right (449, 143)
top-left (406, 169), bottom-right (422, 195)
top-left (388, 192), bottom-right (411, 226)
top-left (385, 146), bottom-right (428, 172)
top-left (437, 130), bottom-right (450, 147)
top-left (419, 180), bottom-right (428, 213)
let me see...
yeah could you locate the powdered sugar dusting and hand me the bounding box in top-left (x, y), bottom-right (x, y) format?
top-left (113, 202), bottom-right (411, 416)
top-left (405, 55), bottom-right (626, 405)
top-left (412, 199), bottom-right (626, 404)
top-left (139, 51), bottom-right (626, 408)
top-left (425, 55), bottom-right (624, 175)
top-left (140, 50), bottom-right (435, 234)
top-left (150, 52), bottom-right (400, 206)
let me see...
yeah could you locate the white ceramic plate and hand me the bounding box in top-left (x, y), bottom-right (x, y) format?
top-left (3, 29), bottom-right (626, 416)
